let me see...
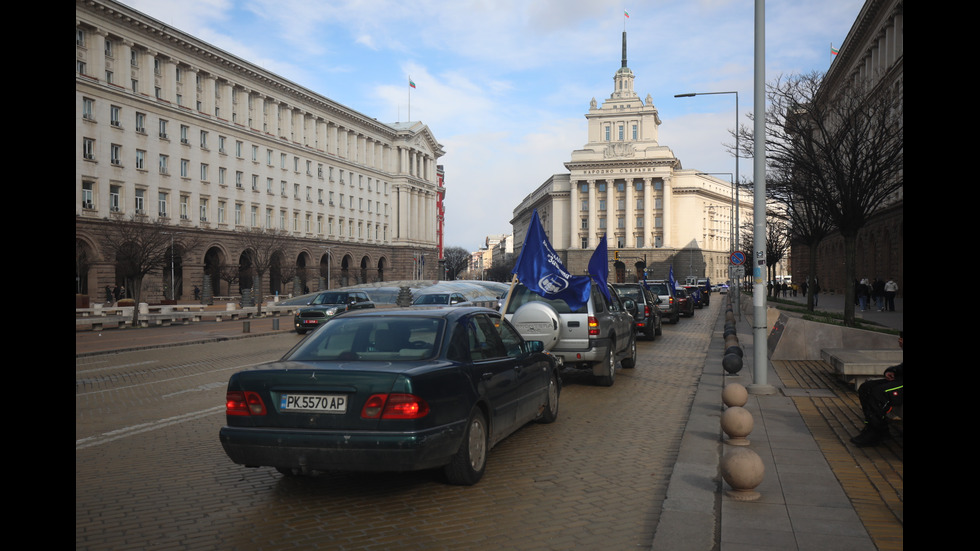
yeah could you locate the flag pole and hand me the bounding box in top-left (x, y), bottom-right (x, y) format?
top-left (499, 274), bottom-right (519, 318)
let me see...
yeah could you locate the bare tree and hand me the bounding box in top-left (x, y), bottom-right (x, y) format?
top-left (99, 214), bottom-right (200, 326)
top-left (741, 72), bottom-right (903, 326)
top-left (770, 170), bottom-right (836, 311)
top-left (235, 227), bottom-right (290, 315)
top-left (443, 246), bottom-right (470, 280)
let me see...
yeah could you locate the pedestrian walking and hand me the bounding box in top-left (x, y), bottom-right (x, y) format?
top-left (884, 278), bottom-right (898, 311)
top-left (858, 279), bottom-right (870, 311)
top-left (873, 277), bottom-right (886, 311)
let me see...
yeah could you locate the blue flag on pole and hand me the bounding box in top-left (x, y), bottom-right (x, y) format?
top-left (668, 265), bottom-right (676, 292)
top-left (588, 234), bottom-right (612, 303)
top-left (512, 210), bottom-right (591, 311)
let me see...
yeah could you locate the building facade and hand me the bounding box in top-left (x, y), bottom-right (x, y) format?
top-left (789, 0), bottom-right (903, 295)
top-left (511, 33), bottom-right (750, 285)
top-left (76, 0), bottom-right (445, 303)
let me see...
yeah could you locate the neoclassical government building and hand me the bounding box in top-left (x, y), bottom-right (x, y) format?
top-left (76, 0), bottom-right (445, 303)
top-left (511, 33), bottom-right (750, 285)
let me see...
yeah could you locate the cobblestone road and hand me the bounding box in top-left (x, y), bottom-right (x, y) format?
top-left (76, 303), bottom-right (720, 550)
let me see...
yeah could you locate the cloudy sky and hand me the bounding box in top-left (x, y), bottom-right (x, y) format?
top-left (118, 0), bottom-right (864, 251)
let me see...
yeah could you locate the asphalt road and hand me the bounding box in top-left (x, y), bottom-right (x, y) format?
top-left (76, 303), bottom-right (720, 550)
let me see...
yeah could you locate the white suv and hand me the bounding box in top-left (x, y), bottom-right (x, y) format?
top-left (504, 282), bottom-right (637, 386)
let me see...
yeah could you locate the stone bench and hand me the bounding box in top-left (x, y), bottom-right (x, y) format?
top-left (820, 348), bottom-right (903, 390)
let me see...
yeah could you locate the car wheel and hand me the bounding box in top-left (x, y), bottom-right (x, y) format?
top-left (621, 334), bottom-right (637, 369)
top-left (595, 347), bottom-right (616, 387)
top-left (444, 409), bottom-right (488, 485)
top-left (655, 320), bottom-right (663, 336)
top-left (537, 371), bottom-right (560, 424)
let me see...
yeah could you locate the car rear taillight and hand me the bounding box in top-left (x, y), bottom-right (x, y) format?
top-left (588, 316), bottom-right (600, 336)
top-left (226, 391), bottom-right (267, 416)
top-left (361, 394), bottom-right (430, 420)
top-left (644, 305), bottom-right (651, 318)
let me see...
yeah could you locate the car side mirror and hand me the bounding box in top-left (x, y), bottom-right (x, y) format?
top-left (524, 340), bottom-right (545, 354)
top-left (623, 299), bottom-right (638, 317)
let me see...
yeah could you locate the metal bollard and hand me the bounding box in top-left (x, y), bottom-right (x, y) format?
top-left (243, 320), bottom-right (250, 333)
top-left (272, 318), bottom-right (279, 330)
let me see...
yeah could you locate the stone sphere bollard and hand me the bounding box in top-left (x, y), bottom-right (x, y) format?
top-left (725, 345), bottom-right (743, 358)
top-left (723, 353), bottom-right (743, 374)
top-left (722, 383), bottom-right (748, 407)
top-left (721, 447), bottom-right (764, 501)
top-left (721, 405), bottom-right (753, 445)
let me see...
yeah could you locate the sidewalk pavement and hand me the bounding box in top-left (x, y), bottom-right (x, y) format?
top-left (653, 291), bottom-right (902, 551)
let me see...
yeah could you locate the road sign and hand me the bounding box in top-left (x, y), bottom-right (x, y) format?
top-left (730, 251), bottom-right (746, 265)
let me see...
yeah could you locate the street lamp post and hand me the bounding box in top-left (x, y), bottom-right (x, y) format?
top-left (676, 91), bottom-right (741, 317)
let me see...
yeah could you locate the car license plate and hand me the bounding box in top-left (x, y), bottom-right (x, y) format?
top-left (280, 393), bottom-right (347, 413)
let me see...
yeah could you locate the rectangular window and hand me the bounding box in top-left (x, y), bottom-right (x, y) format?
top-left (134, 189), bottom-right (145, 213)
top-left (180, 159), bottom-right (189, 178)
top-left (159, 119), bottom-right (168, 139)
top-left (110, 185), bottom-right (121, 212)
top-left (200, 130), bottom-right (208, 149)
top-left (135, 112), bottom-right (146, 133)
top-left (82, 138), bottom-right (95, 160)
top-left (180, 125), bottom-right (189, 144)
top-left (110, 105), bottom-right (121, 127)
top-left (200, 198), bottom-right (209, 222)
top-left (82, 182), bottom-right (94, 209)
top-left (159, 154), bottom-right (168, 174)
top-left (158, 192), bottom-right (168, 217)
top-left (135, 149), bottom-right (145, 170)
top-left (110, 144), bottom-right (121, 165)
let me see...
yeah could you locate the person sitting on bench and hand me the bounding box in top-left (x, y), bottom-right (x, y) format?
top-left (850, 332), bottom-right (903, 447)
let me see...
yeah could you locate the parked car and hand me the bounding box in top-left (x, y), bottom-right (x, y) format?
top-left (412, 292), bottom-right (471, 307)
top-left (674, 287), bottom-right (696, 317)
top-left (646, 280), bottom-right (680, 324)
top-left (611, 283), bottom-right (663, 340)
top-left (504, 282), bottom-right (636, 387)
top-left (293, 290), bottom-right (374, 334)
top-left (220, 307), bottom-right (560, 486)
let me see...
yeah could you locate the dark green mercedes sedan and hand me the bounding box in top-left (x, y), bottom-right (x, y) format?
top-left (220, 306), bottom-right (560, 485)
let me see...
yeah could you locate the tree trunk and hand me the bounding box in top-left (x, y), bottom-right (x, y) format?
top-left (842, 233), bottom-right (857, 327)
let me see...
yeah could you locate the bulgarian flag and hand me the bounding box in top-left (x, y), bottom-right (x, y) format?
top-left (624, 10), bottom-right (630, 18)
top-left (831, 46), bottom-right (839, 56)
top-left (409, 78), bottom-right (416, 89)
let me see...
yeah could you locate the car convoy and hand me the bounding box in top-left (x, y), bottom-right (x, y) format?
top-left (221, 278), bottom-right (717, 484)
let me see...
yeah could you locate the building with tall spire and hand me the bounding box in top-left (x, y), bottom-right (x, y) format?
top-left (511, 31), bottom-right (750, 284)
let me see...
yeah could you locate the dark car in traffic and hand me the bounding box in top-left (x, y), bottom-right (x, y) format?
top-left (293, 290), bottom-right (374, 334)
top-left (611, 283), bottom-right (663, 340)
top-left (220, 307), bottom-right (561, 485)
top-left (674, 287), bottom-right (696, 317)
top-left (682, 285), bottom-right (704, 309)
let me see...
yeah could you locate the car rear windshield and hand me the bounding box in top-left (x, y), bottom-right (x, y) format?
top-left (647, 283), bottom-right (670, 295)
top-left (614, 286), bottom-right (642, 300)
top-left (287, 317), bottom-right (445, 362)
top-left (504, 284), bottom-right (588, 314)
